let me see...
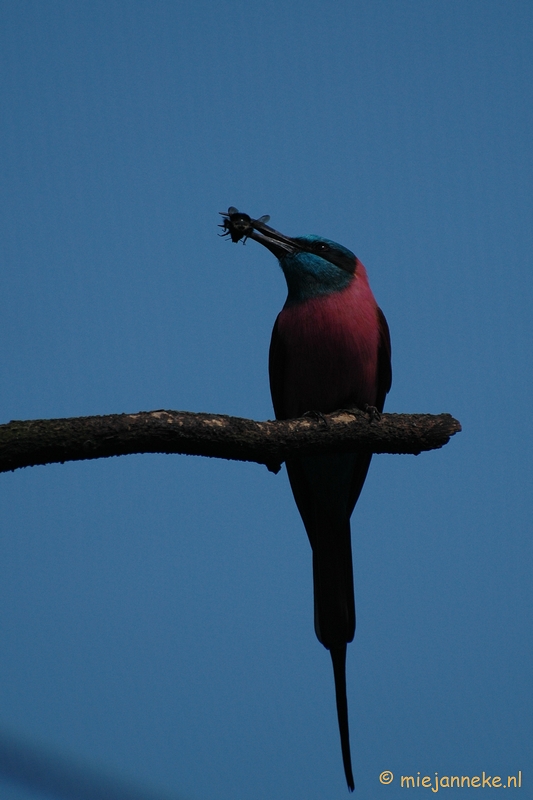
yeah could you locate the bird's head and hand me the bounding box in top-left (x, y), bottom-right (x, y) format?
top-left (248, 223), bottom-right (357, 304)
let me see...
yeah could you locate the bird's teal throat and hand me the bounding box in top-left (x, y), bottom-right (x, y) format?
top-left (280, 250), bottom-right (354, 305)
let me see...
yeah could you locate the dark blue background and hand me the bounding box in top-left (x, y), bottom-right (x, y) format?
top-left (0, 2), bottom-right (531, 797)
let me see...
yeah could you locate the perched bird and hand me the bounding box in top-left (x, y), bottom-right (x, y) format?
top-left (221, 210), bottom-right (392, 791)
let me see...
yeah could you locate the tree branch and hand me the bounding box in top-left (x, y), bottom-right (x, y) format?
top-left (0, 409), bottom-right (461, 475)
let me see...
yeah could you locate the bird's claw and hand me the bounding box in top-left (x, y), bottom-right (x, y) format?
top-left (302, 410), bottom-right (329, 427)
top-left (364, 404), bottom-right (382, 423)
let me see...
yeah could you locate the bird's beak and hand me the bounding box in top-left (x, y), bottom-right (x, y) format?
top-left (247, 219), bottom-right (300, 260)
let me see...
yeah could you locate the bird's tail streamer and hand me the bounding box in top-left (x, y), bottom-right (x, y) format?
top-left (330, 643), bottom-right (354, 791)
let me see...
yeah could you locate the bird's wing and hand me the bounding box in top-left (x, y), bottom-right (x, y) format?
top-left (268, 315), bottom-right (287, 420)
top-left (346, 306), bottom-right (391, 513)
top-left (376, 306), bottom-right (392, 413)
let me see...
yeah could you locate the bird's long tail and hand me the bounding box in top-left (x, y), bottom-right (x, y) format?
top-left (330, 644), bottom-right (354, 791)
top-left (286, 456), bottom-right (359, 790)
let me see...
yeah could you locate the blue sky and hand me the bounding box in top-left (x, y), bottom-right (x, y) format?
top-left (0, 2), bottom-right (531, 798)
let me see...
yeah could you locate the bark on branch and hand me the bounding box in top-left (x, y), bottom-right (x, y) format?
top-left (0, 409), bottom-right (461, 475)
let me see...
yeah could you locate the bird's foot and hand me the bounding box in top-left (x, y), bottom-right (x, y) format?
top-left (364, 404), bottom-right (382, 423)
top-left (302, 409), bottom-right (329, 427)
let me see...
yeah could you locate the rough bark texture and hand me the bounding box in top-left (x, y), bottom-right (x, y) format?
top-left (0, 409), bottom-right (461, 475)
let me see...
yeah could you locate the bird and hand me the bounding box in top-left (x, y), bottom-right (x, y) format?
top-left (220, 209), bottom-right (392, 791)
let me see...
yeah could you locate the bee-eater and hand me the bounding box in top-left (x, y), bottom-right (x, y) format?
top-left (221, 210), bottom-right (392, 791)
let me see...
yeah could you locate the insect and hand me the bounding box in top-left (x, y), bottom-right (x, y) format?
top-left (219, 206), bottom-right (271, 244)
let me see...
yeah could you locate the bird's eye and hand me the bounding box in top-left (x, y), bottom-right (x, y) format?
top-left (314, 242), bottom-right (330, 253)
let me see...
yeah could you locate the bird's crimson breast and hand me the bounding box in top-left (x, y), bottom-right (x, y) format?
top-left (272, 271), bottom-right (380, 419)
